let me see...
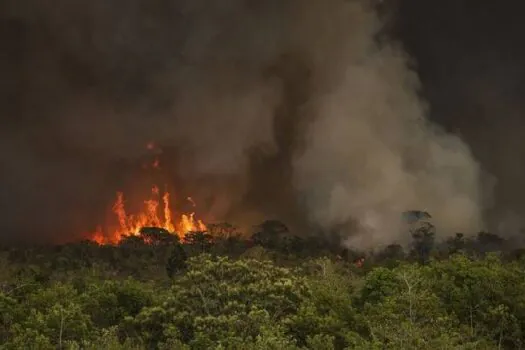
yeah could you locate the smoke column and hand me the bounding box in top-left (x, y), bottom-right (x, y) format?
top-left (290, 1), bottom-right (485, 248)
top-left (393, 0), bottom-right (525, 238)
top-left (0, 0), bottom-right (485, 246)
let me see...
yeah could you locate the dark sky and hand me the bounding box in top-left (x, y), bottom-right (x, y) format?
top-left (1, 0), bottom-right (525, 242)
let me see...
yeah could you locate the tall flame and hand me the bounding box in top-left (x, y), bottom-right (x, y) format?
top-left (87, 142), bottom-right (206, 245)
top-left (90, 187), bottom-right (207, 245)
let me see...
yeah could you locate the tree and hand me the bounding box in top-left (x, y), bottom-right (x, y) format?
top-left (475, 232), bottom-right (506, 255)
top-left (82, 278), bottom-right (154, 329)
top-left (130, 255), bottom-right (310, 347)
top-left (426, 253), bottom-right (525, 348)
top-left (251, 220), bottom-right (289, 250)
top-left (183, 231), bottom-right (214, 254)
top-left (375, 244), bottom-right (405, 267)
top-left (207, 223), bottom-right (246, 256)
top-left (281, 235), bottom-right (306, 256)
top-left (289, 258), bottom-right (361, 348)
top-left (410, 222), bottom-right (435, 264)
top-left (445, 233), bottom-right (467, 255)
top-left (139, 227), bottom-right (180, 246)
top-left (207, 222), bottom-right (240, 240)
top-left (9, 283), bottom-right (92, 348)
top-left (359, 264), bottom-right (491, 348)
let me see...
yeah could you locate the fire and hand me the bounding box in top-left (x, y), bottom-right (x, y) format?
top-left (88, 142), bottom-right (206, 245)
top-left (162, 192), bottom-right (176, 233)
top-left (89, 187), bottom-right (207, 245)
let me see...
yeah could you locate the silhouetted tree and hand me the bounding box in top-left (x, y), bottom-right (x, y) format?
top-left (376, 244), bottom-right (405, 267)
top-left (119, 235), bottom-right (145, 249)
top-left (475, 231), bottom-right (506, 254)
top-left (139, 227), bottom-right (180, 246)
top-left (208, 223), bottom-right (246, 256)
top-left (251, 220), bottom-right (289, 250)
top-left (118, 235), bottom-right (147, 260)
top-left (410, 222), bottom-right (436, 264)
top-left (207, 222), bottom-right (239, 240)
top-left (281, 235), bottom-right (305, 255)
top-left (446, 233), bottom-right (466, 255)
top-left (183, 231), bottom-right (214, 253)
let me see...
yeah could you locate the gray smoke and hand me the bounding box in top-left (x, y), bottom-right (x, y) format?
top-left (288, 1), bottom-right (484, 248)
top-left (0, 0), bottom-right (486, 245)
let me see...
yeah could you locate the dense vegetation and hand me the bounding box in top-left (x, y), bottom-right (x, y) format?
top-left (2, 218), bottom-right (525, 349)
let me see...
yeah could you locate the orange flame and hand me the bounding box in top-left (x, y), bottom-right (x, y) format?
top-left (88, 141), bottom-right (206, 245)
top-left (91, 226), bottom-right (105, 245)
top-left (163, 192), bottom-right (176, 233)
top-left (90, 186), bottom-right (207, 245)
top-left (180, 213), bottom-right (207, 233)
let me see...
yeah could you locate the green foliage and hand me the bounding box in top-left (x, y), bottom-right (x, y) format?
top-left (2, 223), bottom-right (525, 349)
top-left (361, 264), bottom-right (464, 348)
top-left (66, 327), bottom-right (144, 350)
top-left (82, 278), bottom-right (154, 328)
top-left (426, 253), bottom-right (525, 348)
top-left (129, 254), bottom-right (310, 347)
top-left (288, 258), bottom-right (359, 348)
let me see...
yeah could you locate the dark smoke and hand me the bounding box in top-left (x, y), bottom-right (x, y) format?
top-left (0, 0), bottom-right (517, 246)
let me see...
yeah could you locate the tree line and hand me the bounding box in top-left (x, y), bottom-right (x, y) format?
top-left (1, 216), bottom-right (525, 349)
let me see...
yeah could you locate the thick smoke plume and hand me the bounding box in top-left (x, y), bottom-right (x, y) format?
top-left (288, 1), bottom-right (484, 248)
top-left (0, 0), bottom-right (485, 246)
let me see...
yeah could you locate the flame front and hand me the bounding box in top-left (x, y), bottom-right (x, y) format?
top-left (90, 186), bottom-right (207, 245)
top-left (87, 142), bottom-right (207, 245)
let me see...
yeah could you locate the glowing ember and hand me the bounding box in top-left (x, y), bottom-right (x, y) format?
top-left (152, 157), bottom-right (160, 169)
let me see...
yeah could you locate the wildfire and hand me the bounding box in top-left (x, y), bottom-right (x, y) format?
top-left (89, 142), bottom-right (206, 245)
top-left (90, 186), bottom-right (207, 245)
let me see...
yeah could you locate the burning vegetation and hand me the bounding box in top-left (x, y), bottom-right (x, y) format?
top-left (88, 143), bottom-right (207, 245)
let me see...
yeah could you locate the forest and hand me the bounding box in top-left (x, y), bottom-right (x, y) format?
top-left (1, 217), bottom-right (525, 350)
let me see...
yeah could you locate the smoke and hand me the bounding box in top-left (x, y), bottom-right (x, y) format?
top-left (0, 0), bottom-right (486, 246)
top-left (392, 0), bottom-right (525, 238)
top-left (289, 1), bottom-right (484, 248)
